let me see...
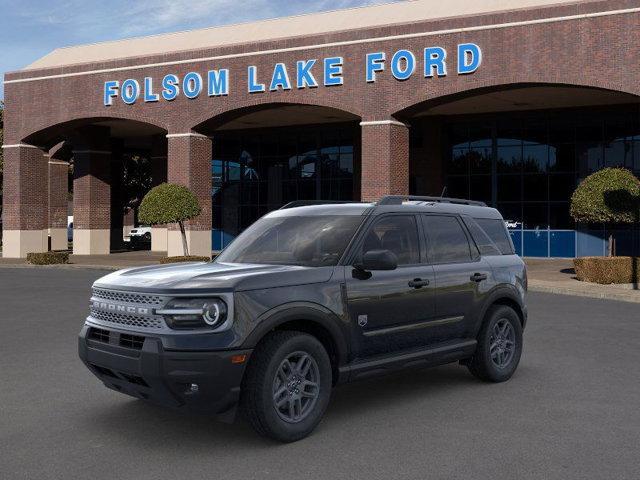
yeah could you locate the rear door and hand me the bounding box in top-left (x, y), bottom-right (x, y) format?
top-left (421, 214), bottom-right (493, 341)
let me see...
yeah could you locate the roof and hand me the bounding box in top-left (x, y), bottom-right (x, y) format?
top-left (25, 0), bottom-right (588, 70)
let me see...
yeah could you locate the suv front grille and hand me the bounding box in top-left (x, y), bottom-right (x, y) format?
top-left (90, 308), bottom-right (164, 330)
top-left (91, 288), bottom-right (164, 306)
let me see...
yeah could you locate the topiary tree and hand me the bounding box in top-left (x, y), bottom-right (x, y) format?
top-left (138, 183), bottom-right (202, 256)
top-left (570, 168), bottom-right (640, 256)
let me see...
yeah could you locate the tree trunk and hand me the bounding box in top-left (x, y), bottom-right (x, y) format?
top-left (178, 221), bottom-right (189, 256)
top-left (608, 234), bottom-right (614, 257)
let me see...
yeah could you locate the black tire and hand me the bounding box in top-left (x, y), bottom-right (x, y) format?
top-left (241, 331), bottom-right (332, 442)
top-left (467, 305), bottom-right (523, 382)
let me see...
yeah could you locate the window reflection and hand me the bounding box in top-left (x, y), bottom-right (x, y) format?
top-left (212, 124), bottom-right (357, 249)
top-left (445, 106), bottom-right (640, 231)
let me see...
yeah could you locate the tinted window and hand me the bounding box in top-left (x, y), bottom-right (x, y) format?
top-left (361, 216), bottom-right (420, 265)
top-left (423, 216), bottom-right (472, 263)
top-left (463, 217), bottom-right (501, 256)
top-left (476, 218), bottom-right (515, 254)
top-left (216, 215), bottom-right (363, 266)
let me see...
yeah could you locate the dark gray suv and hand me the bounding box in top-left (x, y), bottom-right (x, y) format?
top-left (78, 195), bottom-right (527, 442)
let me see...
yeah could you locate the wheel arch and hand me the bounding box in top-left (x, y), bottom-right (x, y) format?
top-left (242, 303), bottom-right (350, 385)
top-left (478, 288), bottom-right (527, 332)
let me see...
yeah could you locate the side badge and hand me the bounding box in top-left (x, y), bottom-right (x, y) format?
top-left (357, 314), bottom-right (368, 327)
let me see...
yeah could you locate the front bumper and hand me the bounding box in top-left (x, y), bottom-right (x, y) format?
top-left (78, 325), bottom-right (251, 418)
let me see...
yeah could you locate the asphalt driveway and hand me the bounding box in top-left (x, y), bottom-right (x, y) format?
top-left (1, 268), bottom-right (639, 480)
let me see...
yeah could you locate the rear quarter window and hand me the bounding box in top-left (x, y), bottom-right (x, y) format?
top-left (474, 218), bottom-right (515, 255)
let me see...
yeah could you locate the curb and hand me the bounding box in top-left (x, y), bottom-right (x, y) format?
top-left (528, 281), bottom-right (640, 304)
top-left (0, 264), bottom-right (122, 272)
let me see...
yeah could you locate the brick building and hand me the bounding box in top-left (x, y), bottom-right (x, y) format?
top-left (3, 0), bottom-right (640, 258)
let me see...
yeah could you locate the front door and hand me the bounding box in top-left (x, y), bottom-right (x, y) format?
top-left (345, 215), bottom-right (436, 358)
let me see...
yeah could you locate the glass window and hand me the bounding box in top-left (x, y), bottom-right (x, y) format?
top-left (497, 145), bottom-right (522, 173)
top-left (463, 217), bottom-right (502, 256)
top-left (361, 216), bottom-right (420, 265)
top-left (216, 215), bottom-right (363, 266)
top-left (475, 218), bottom-right (515, 254)
top-left (423, 215), bottom-right (472, 264)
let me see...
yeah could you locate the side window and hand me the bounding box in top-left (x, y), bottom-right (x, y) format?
top-left (463, 217), bottom-right (501, 256)
top-left (475, 218), bottom-right (515, 255)
top-left (360, 215), bottom-right (420, 265)
top-left (422, 215), bottom-right (473, 264)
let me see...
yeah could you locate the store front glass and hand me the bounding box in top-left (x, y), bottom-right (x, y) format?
top-left (443, 105), bottom-right (640, 257)
top-left (211, 123), bottom-right (359, 250)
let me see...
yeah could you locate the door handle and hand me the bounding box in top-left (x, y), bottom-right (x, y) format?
top-left (470, 272), bottom-right (488, 282)
top-left (408, 278), bottom-right (430, 288)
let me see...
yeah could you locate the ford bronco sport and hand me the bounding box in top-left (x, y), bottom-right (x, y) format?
top-left (79, 195), bottom-right (527, 442)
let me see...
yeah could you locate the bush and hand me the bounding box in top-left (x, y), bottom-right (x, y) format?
top-left (27, 251), bottom-right (69, 265)
top-left (570, 168), bottom-right (640, 224)
top-left (574, 256), bottom-right (640, 284)
top-left (159, 255), bottom-right (210, 264)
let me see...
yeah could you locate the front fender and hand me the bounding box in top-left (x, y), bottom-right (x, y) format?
top-left (240, 302), bottom-right (350, 366)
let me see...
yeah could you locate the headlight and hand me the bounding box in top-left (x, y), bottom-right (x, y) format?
top-left (157, 298), bottom-right (228, 330)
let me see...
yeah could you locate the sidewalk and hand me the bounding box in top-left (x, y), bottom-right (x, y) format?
top-left (525, 258), bottom-right (640, 303)
top-left (0, 250), bottom-right (164, 271)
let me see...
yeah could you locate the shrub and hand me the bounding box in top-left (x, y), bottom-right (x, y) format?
top-left (573, 256), bottom-right (640, 284)
top-left (570, 168), bottom-right (640, 256)
top-left (139, 183), bottom-right (202, 256)
top-left (27, 251), bottom-right (70, 265)
top-left (159, 255), bottom-right (210, 264)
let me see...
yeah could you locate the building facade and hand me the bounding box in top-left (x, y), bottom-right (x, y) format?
top-left (3, 0), bottom-right (640, 258)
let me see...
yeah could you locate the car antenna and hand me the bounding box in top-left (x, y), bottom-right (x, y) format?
top-left (440, 186), bottom-right (447, 198)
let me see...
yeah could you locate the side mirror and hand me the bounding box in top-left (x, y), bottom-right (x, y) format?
top-left (359, 249), bottom-right (398, 271)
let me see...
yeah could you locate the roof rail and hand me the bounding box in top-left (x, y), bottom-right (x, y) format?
top-left (279, 200), bottom-right (361, 209)
top-left (377, 195), bottom-right (487, 207)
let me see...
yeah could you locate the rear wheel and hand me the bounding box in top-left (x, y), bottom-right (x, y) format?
top-left (467, 305), bottom-right (523, 382)
top-left (241, 331), bottom-right (332, 442)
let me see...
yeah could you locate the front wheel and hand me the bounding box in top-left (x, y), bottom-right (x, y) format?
top-left (241, 331), bottom-right (332, 442)
top-left (467, 305), bottom-right (523, 382)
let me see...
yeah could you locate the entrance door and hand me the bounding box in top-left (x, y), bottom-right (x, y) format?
top-left (345, 215), bottom-right (436, 358)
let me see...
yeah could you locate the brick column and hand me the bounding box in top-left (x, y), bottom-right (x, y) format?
top-left (150, 134), bottom-right (168, 252)
top-left (72, 127), bottom-right (112, 255)
top-left (48, 159), bottom-right (69, 251)
top-left (360, 120), bottom-right (410, 202)
top-left (2, 144), bottom-right (49, 258)
top-left (166, 133), bottom-right (212, 257)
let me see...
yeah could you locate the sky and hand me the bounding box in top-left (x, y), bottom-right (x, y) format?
top-left (0, 0), bottom-right (400, 100)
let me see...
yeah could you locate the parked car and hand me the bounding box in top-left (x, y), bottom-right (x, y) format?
top-left (126, 226), bottom-right (152, 250)
top-left (67, 216), bottom-right (73, 242)
top-left (79, 195), bottom-right (527, 442)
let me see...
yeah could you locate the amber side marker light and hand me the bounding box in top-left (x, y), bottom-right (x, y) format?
top-left (231, 354), bottom-right (248, 364)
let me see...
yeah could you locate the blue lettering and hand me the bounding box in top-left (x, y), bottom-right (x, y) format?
top-left (104, 80), bottom-right (119, 106)
top-left (390, 50), bottom-right (415, 81)
top-left (296, 60), bottom-right (318, 88)
top-left (248, 66), bottom-right (265, 93)
top-left (366, 52), bottom-right (385, 82)
top-left (161, 74), bottom-right (179, 101)
top-left (143, 77), bottom-right (159, 102)
top-left (121, 79), bottom-right (140, 104)
top-left (457, 43), bottom-right (482, 74)
top-left (424, 47), bottom-right (447, 77)
top-left (324, 57), bottom-right (343, 86)
top-left (270, 63), bottom-right (292, 91)
top-left (208, 69), bottom-right (229, 96)
top-left (183, 72), bottom-right (203, 99)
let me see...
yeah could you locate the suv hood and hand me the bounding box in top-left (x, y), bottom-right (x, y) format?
top-left (93, 261), bottom-right (335, 293)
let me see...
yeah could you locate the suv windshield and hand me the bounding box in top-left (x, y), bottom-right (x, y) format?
top-left (216, 215), bottom-right (364, 266)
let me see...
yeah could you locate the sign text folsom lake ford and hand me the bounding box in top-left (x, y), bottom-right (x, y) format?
top-left (103, 43), bottom-right (482, 106)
